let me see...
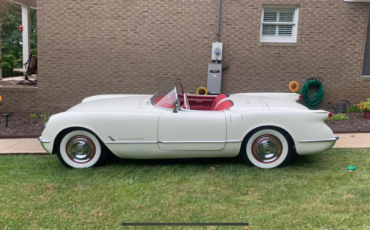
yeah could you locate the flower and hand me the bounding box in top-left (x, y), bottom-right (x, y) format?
top-left (289, 81), bottom-right (299, 92)
top-left (0, 95), bottom-right (2, 102)
top-left (357, 99), bottom-right (370, 112)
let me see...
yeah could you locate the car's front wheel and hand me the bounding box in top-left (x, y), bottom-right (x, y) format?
top-left (241, 128), bottom-right (293, 169)
top-left (56, 129), bottom-right (107, 168)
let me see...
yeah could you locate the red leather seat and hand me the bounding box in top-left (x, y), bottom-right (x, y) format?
top-left (214, 100), bottom-right (233, 111)
top-left (189, 104), bottom-right (205, 110)
top-left (210, 94), bottom-right (227, 110)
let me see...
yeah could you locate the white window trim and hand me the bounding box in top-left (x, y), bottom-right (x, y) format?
top-left (260, 6), bottom-right (300, 43)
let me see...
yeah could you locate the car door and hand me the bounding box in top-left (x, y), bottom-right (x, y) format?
top-left (158, 110), bottom-right (227, 151)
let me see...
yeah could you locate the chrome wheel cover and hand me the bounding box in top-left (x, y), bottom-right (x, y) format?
top-left (252, 134), bottom-right (282, 163)
top-left (66, 135), bottom-right (96, 164)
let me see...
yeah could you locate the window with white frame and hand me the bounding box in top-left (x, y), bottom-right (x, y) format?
top-left (260, 6), bottom-right (299, 43)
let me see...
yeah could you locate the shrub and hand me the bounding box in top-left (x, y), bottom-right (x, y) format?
top-left (347, 104), bottom-right (361, 113)
top-left (29, 111), bottom-right (52, 125)
top-left (357, 99), bottom-right (370, 112)
top-left (326, 113), bottom-right (349, 122)
top-left (29, 113), bottom-right (39, 119)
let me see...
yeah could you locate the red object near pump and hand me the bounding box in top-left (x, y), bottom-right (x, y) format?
top-left (19, 25), bottom-right (23, 33)
top-left (364, 112), bottom-right (370, 119)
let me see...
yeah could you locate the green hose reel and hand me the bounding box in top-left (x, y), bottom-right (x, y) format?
top-left (301, 78), bottom-right (324, 110)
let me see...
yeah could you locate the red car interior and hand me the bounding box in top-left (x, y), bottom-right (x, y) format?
top-left (155, 94), bottom-right (232, 111)
top-left (214, 100), bottom-right (233, 111)
top-left (210, 94), bottom-right (228, 110)
top-left (186, 94), bottom-right (216, 110)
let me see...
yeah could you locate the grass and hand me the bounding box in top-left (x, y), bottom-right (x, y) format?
top-left (1, 149), bottom-right (370, 229)
top-left (346, 105), bottom-right (361, 113)
top-left (326, 113), bottom-right (349, 122)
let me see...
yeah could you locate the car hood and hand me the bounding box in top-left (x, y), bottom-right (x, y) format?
top-left (68, 95), bottom-right (149, 112)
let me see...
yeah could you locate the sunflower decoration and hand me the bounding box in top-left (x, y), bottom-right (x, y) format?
top-left (289, 81), bottom-right (299, 93)
top-left (0, 95), bottom-right (2, 106)
top-left (196, 87), bottom-right (208, 95)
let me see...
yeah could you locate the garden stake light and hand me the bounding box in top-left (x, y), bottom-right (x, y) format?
top-left (3, 114), bottom-right (11, 128)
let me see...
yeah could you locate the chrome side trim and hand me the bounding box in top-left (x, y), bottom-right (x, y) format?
top-left (105, 140), bottom-right (242, 144)
top-left (298, 136), bottom-right (339, 143)
top-left (105, 141), bottom-right (157, 144)
top-left (38, 136), bottom-right (51, 143)
top-left (159, 140), bottom-right (225, 144)
top-left (108, 136), bottom-right (116, 141)
top-left (227, 140), bottom-right (242, 143)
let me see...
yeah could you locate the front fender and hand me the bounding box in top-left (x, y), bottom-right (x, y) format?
top-left (40, 112), bottom-right (108, 154)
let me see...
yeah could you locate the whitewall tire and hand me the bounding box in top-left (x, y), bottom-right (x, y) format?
top-left (241, 128), bottom-right (293, 169)
top-left (56, 130), bottom-right (107, 168)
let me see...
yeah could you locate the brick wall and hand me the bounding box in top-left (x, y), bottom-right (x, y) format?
top-left (36, 0), bottom-right (370, 111)
top-left (0, 88), bottom-right (38, 113)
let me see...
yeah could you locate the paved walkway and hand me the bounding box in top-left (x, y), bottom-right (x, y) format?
top-left (332, 133), bottom-right (370, 149)
top-left (0, 133), bottom-right (369, 154)
top-left (0, 138), bottom-right (47, 154)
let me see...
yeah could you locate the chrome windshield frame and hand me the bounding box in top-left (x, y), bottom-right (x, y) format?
top-left (150, 78), bottom-right (182, 110)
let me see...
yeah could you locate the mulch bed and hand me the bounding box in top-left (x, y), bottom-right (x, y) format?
top-left (0, 112), bottom-right (368, 138)
top-left (325, 113), bottom-right (370, 133)
top-left (0, 113), bottom-right (44, 138)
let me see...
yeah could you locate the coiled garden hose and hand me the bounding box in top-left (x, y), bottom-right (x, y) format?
top-left (301, 78), bottom-right (324, 110)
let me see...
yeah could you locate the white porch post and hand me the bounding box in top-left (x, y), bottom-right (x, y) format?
top-left (21, 4), bottom-right (30, 65)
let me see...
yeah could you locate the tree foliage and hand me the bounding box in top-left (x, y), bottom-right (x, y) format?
top-left (0, 0), bottom-right (7, 23)
top-left (1, 2), bottom-right (37, 78)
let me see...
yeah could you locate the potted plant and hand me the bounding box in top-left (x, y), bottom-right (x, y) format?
top-left (357, 99), bottom-right (370, 119)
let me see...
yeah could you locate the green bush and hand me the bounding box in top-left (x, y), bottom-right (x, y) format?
top-left (347, 104), bottom-right (361, 113)
top-left (29, 113), bottom-right (39, 119)
top-left (326, 113), bottom-right (349, 122)
top-left (29, 111), bottom-right (51, 125)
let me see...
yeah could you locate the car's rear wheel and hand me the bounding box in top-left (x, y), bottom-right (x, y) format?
top-left (56, 129), bottom-right (107, 168)
top-left (241, 128), bottom-right (293, 169)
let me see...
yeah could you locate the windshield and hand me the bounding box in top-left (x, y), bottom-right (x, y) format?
top-left (151, 79), bottom-right (185, 109)
top-left (151, 83), bottom-right (178, 109)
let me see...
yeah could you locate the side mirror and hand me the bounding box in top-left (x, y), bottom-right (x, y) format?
top-left (173, 103), bottom-right (179, 113)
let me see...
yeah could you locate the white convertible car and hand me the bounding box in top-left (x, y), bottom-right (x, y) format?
top-left (39, 79), bottom-right (338, 169)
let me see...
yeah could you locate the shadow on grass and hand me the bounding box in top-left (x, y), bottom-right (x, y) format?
top-left (105, 151), bottom-right (319, 168)
top-left (106, 154), bottom-right (243, 167)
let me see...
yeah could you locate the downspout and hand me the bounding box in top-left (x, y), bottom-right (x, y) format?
top-left (216, 0), bottom-right (221, 42)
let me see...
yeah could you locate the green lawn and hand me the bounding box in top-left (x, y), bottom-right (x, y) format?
top-left (1, 149), bottom-right (370, 230)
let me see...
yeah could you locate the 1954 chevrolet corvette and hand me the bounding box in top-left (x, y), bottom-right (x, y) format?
top-left (39, 79), bottom-right (338, 169)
